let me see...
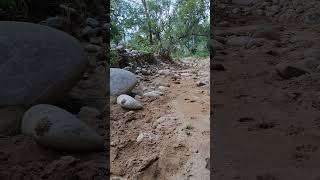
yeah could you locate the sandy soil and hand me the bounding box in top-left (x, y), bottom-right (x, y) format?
top-left (212, 16), bottom-right (320, 179)
top-left (110, 57), bottom-right (210, 180)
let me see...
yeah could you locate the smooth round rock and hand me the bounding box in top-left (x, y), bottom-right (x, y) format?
top-left (117, 94), bottom-right (143, 110)
top-left (0, 21), bottom-right (88, 106)
top-left (110, 68), bottom-right (138, 96)
top-left (21, 104), bottom-right (104, 152)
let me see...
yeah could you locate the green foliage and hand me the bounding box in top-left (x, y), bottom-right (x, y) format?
top-left (0, 0), bottom-right (16, 10)
top-left (110, 49), bottom-right (120, 66)
top-left (111, 0), bottom-right (210, 58)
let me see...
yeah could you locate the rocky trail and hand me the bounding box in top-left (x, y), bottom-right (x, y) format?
top-left (213, 2), bottom-right (320, 179)
top-left (110, 57), bottom-right (210, 180)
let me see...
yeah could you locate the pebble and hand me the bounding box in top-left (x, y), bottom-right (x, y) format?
top-left (86, 17), bottom-right (100, 28)
top-left (196, 81), bottom-right (206, 87)
top-left (136, 132), bottom-right (159, 143)
top-left (143, 91), bottom-right (164, 97)
top-left (117, 94), bottom-right (143, 110)
top-left (84, 44), bottom-right (102, 52)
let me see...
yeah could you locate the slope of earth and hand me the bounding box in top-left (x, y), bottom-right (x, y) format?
top-left (111, 57), bottom-right (210, 180)
top-left (212, 7), bottom-right (320, 180)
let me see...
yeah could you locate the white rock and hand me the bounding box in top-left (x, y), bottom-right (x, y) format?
top-left (136, 132), bottom-right (159, 142)
top-left (117, 95), bottom-right (143, 110)
top-left (158, 70), bottom-right (171, 75)
top-left (158, 86), bottom-right (169, 91)
top-left (143, 91), bottom-right (164, 97)
top-left (181, 73), bottom-right (190, 76)
top-left (21, 104), bottom-right (104, 152)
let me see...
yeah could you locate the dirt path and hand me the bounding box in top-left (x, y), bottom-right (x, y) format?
top-left (111, 57), bottom-right (210, 180)
top-left (212, 16), bottom-right (320, 179)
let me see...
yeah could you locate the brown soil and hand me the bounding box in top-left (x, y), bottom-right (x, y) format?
top-left (111, 57), bottom-right (210, 180)
top-left (212, 17), bottom-right (320, 179)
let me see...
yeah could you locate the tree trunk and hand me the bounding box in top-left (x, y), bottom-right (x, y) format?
top-left (141, 0), bottom-right (153, 44)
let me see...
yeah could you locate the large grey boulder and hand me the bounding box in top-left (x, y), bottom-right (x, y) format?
top-left (0, 21), bottom-right (88, 106)
top-left (110, 68), bottom-right (138, 96)
top-left (21, 104), bottom-right (104, 152)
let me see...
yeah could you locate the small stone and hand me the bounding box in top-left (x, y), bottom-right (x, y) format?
top-left (123, 111), bottom-right (135, 122)
top-left (158, 86), bottom-right (169, 91)
top-left (196, 81), bottom-right (206, 87)
top-left (39, 16), bottom-right (66, 30)
top-left (143, 91), bottom-right (164, 97)
top-left (86, 17), bottom-right (100, 28)
top-left (84, 44), bottom-right (102, 52)
top-left (81, 26), bottom-right (101, 37)
top-left (134, 95), bottom-right (142, 100)
top-left (117, 95), bottom-right (143, 110)
top-left (275, 63), bottom-right (310, 79)
top-left (232, 8), bottom-right (240, 14)
top-left (136, 132), bottom-right (159, 143)
top-left (89, 37), bottom-right (103, 45)
top-left (158, 70), bottom-right (171, 75)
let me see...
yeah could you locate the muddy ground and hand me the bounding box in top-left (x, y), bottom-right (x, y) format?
top-left (212, 11), bottom-right (320, 180)
top-left (110, 57), bottom-right (210, 180)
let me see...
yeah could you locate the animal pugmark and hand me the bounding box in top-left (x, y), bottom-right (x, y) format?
top-left (35, 117), bottom-right (52, 136)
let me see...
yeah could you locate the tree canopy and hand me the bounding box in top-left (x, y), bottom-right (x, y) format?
top-left (111, 0), bottom-right (210, 57)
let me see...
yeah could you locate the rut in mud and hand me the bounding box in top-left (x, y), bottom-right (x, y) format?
top-left (111, 57), bottom-right (210, 180)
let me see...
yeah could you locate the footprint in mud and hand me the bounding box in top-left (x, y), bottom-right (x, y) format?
top-left (296, 144), bottom-right (318, 153)
top-left (313, 118), bottom-right (320, 128)
top-left (293, 144), bottom-right (318, 164)
top-left (293, 152), bottom-right (310, 163)
top-left (285, 125), bottom-right (304, 136)
top-left (238, 117), bottom-right (255, 122)
top-left (248, 122), bottom-right (276, 131)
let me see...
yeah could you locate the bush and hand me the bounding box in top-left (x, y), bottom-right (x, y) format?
top-left (110, 49), bottom-right (120, 66)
